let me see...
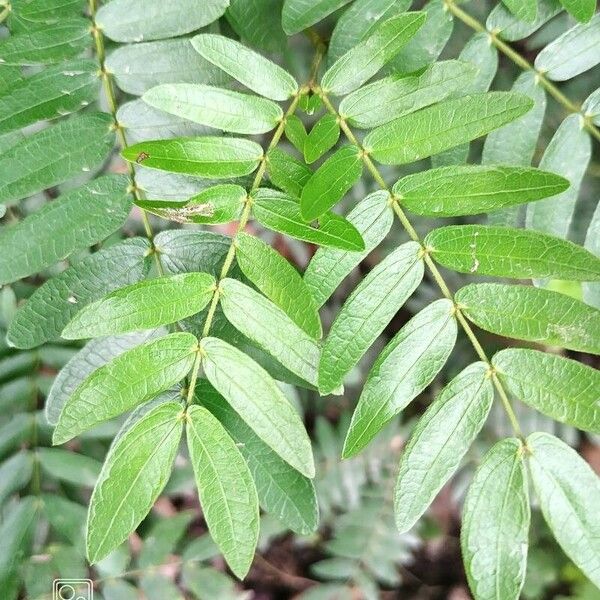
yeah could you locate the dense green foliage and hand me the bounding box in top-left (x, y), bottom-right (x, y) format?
top-left (1, 0), bottom-right (600, 598)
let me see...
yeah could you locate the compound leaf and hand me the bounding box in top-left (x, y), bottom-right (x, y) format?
top-left (300, 145), bottom-right (362, 221)
top-left (235, 232), bottom-right (322, 339)
top-left (461, 438), bottom-right (530, 600)
top-left (200, 337), bottom-right (315, 478)
top-left (186, 404), bottom-right (259, 579)
top-left (457, 283), bottom-right (600, 355)
top-left (192, 33), bottom-right (298, 101)
top-left (365, 92), bottom-right (533, 165)
top-left (87, 402), bottom-right (183, 563)
top-left (304, 114), bottom-right (340, 164)
top-left (63, 273), bottom-right (216, 339)
top-left (394, 362), bottom-right (493, 533)
top-left (343, 299), bottom-right (457, 456)
top-left (493, 348), bottom-right (600, 432)
top-left (143, 84), bottom-right (282, 134)
top-left (528, 432), bottom-right (600, 588)
top-left (53, 333), bottom-right (197, 444)
top-left (282, 0), bottom-right (353, 34)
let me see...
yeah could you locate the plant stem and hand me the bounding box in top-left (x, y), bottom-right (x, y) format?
top-left (315, 86), bottom-right (524, 441)
top-left (87, 0), bottom-right (164, 275)
top-left (444, 0), bottom-right (600, 144)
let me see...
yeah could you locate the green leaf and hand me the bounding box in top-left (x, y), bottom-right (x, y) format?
top-left (143, 84), bottom-right (283, 134)
top-left (393, 165), bottom-right (568, 217)
top-left (527, 432), bottom-right (600, 588)
top-left (461, 438), bottom-right (530, 600)
top-left (220, 278), bottom-right (320, 386)
top-left (191, 33), bottom-right (298, 101)
top-left (0, 451), bottom-right (33, 506)
top-left (304, 114), bottom-right (340, 164)
top-left (252, 188), bottom-right (365, 251)
top-left (0, 18), bottom-right (90, 65)
top-left (38, 448), bottom-right (101, 487)
top-left (122, 137), bottom-right (263, 179)
top-left (96, 0), bottom-right (228, 42)
top-left (320, 12), bottom-right (426, 95)
top-left (46, 331), bottom-right (164, 426)
top-left (226, 0), bottom-right (287, 53)
top-left (364, 92), bottom-right (533, 165)
top-left (282, 0), bottom-right (353, 34)
top-left (535, 13), bottom-right (600, 80)
top-left (0, 59), bottom-right (98, 135)
top-left (235, 232), bottom-right (322, 338)
top-left (493, 348), bottom-right (600, 432)
top-left (426, 225), bottom-right (600, 281)
top-left (304, 190), bottom-right (393, 308)
top-left (87, 402), bottom-right (183, 563)
top-left (483, 72), bottom-right (546, 227)
top-left (395, 363), bottom-right (493, 533)
top-left (7, 239), bottom-right (150, 350)
top-left (319, 241), bottom-right (424, 395)
top-left (584, 200), bottom-right (600, 309)
top-left (267, 147), bottom-right (312, 197)
top-left (186, 404), bottom-right (259, 579)
top-left (63, 273), bottom-right (215, 339)
top-left (106, 38), bottom-right (229, 96)
top-left (328, 0), bottom-right (412, 63)
top-left (136, 184), bottom-right (245, 225)
top-left (457, 283), bottom-right (600, 355)
top-left (487, 0), bottom-right (561, 42)
top-left (0, 175), bottom-right (131, 285)
top-left (53, 332), bottom-right (197, 444)
top-left (284, 114), bottom-right (308, 153)
top-left (200, 336), bottom-right (315, 478)
top-left (389, 0), bottom-right (453, 75)
top-left (526, 115), bottom-right (591, 243)
top-left (502, 0), bottom-right (537, 21)
top-left (199, 380), bottom-right (318, 535)
top-left (10, 0), bottom-right (83, 25)
top-left (0, 112), bottom-right (115, 204)
top-left (342, 299), bottom-right (457, 456)
top-left (300, 145), bottom-right (362, 220)
top-left (339, 60), bottom-right (477, 129)
top-left (561, 0), bottom-right (596, 22)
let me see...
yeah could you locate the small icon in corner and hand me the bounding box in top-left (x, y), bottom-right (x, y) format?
top-left (53, 579), bottom-right (93, 600)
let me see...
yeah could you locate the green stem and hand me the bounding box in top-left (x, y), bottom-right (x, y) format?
top-left (315, 86), bottom-right (524, 441)
top-left (444, 0), bottom-right (600, 144)
top-left (185, 350), bottom-right (202, 406)
top-left (88, 0), bottom-right (164, 275)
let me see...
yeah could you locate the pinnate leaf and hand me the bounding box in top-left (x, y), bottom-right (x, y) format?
top-left (300, 145), bottom-right (362, 221)
top-left (426, 225), bottom-right (600, 281)
top-left (200, 337), bottom-right (315, 478)
top-left (143, 84), bottom-right (283, 134)
top-left (343, 299), bottom-right (457, 456)
top-left (304, 114), bottom-right (340, 164)
top-left (457, 283), bottom-right (600, 355)
top-left (282, 0), bottom-right (353, 34)
top-left (192, 34), bottom-right (298, 101)
top-left (364, 92), bottom-right (533, 165)
top-left (53, 333), bottom-right (197, 444)
top-left (394, 363), bottom-right (493, 533)
top-left (235, 232), bottom-right (322, 339)
top-left (186, 405), bottom-right (259, 579)
top-left (461, 438), bottom-right (530, 600)
top-left (319, 241), bottom-right (424, 395)
top-left (393, 165), bottom-right (568, 217)
top-left (493, 348), bottom-right (600, 433)
top-left (321, 12), bottom-right (426, 95)
top-left (62, 273), bottom-right (216, 339)
top-left (220, 278), bottom-right (320, 386)
top-left (122, 137), bottom-right (263, 179)
top-left (86, 402), bottom-right (183, 563)
top-left (0, 175), bottom-right (131, 285)
top-left (527, 432), bottom-right (600, 589)
top-left (252, 188), bottom-right (365, 251)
